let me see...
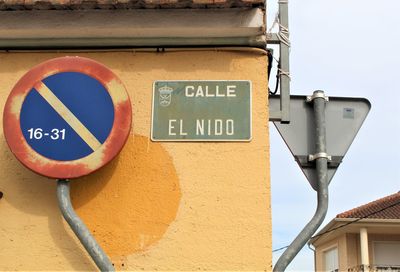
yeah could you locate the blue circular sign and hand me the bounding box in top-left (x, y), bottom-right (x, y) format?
top-left (3, 56), bottom-right (132, 179)
top-left (20, 72), bottom-right (115, 161)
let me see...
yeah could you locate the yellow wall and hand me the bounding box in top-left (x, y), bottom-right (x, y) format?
top-left (0, 50), bottom-right (271, 271)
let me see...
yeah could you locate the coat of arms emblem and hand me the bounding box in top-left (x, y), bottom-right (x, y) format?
top-left (158, 86), bottom-right (173, 107)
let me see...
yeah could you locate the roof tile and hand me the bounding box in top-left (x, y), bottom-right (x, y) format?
top-left (336, 192), bottom-right (400, 219)
top-left (1, 0), bottom-right (24, 10)
top-left (0, 0), bottom-right (264, 9)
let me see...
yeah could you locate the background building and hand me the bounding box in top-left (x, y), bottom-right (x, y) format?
top-left (310, 192), bottom-right (400, 272)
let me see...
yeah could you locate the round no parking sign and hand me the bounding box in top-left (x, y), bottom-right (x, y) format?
top-left (3, 57), bottom-right (132, 179)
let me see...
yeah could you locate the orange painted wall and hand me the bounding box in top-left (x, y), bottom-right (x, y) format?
top-left (0, 49), bottom-right (271, 271)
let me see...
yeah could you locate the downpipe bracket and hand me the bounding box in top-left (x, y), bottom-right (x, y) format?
top-left (308, 152), bottom-right (331, 162)
top-left (306, 91), bottom-right (329, 103)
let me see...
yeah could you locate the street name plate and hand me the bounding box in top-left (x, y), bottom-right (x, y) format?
top-left (151, 81), bottom-right (252, 141)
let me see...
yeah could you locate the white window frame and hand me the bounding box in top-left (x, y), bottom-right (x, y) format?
top-left (372, 240), bottom-right (400, 267)
top-left (322, 244), bottom-right (339, 272)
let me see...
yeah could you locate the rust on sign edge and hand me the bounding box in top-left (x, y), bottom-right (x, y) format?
top-left (3, 56), bottom-right (132, 179)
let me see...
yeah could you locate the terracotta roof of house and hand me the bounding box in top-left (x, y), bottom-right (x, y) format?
top-left (0, 0), bottom-right (264, 10)
top-left (336, 191), bottom-right (400, 220)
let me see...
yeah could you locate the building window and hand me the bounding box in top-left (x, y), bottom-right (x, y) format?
top-left (324, 247), bottom-right (338, 272)
top-left (373, 241), bottom-right (400, 267)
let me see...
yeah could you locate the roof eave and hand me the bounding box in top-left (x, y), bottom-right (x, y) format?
top-left (0, 8), bottom-right (266, 50)
top-left (309, 217), bottom-right (400, 247)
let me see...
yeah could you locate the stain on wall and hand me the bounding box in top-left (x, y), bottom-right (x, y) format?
top-left (71, 135), bottom-right (181, 257)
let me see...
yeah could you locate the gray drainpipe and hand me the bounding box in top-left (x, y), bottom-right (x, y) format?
top-left (273, 90), bottom-right (329, 271)
top-left (57, 179), bottom-right (115, 271)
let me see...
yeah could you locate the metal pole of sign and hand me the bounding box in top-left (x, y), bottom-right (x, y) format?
top-left (267, 0), bottom-right (291, 123)
top-left (56, 179), bottom-right (115, 272)
top-left (273, 90), bottom-right (329, 271)
top-left (278, 0), bottom-right (290, 123)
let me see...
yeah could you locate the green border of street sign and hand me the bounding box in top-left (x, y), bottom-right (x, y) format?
top-left (151, 80), bottom-right (252, 142)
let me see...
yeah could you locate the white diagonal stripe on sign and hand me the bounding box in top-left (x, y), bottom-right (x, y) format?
top-left (35, 82), bottom-right (102, 151)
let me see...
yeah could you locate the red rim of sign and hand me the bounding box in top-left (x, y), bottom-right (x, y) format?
top-left (3, 56), bottom-right (132, 179)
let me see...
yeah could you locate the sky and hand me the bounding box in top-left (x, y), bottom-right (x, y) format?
top-left (268, 0), bottom-right (400, 271)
